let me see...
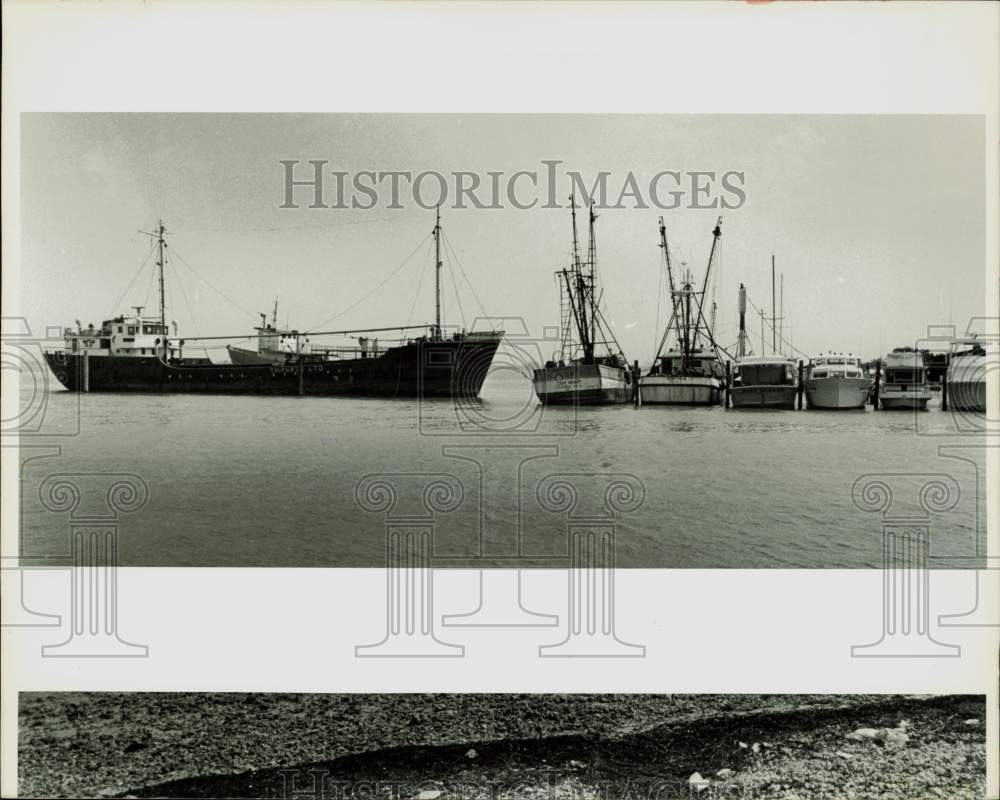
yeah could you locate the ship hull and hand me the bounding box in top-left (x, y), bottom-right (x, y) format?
top-left (804, 376), bottom-right (871, 410)
top-left (730, 385), bottom-right (797, 409)
top-left (532, 363), bottom-right (631, 405)
top-left (44, 336), bottom-right (502, 399)
top-left (947, 381), bottom-right (986, 413)
top-left (946, 355), bottom-right (987, 412)
top-left (879, 388), bottom-right (930, 411)
top-left (639, 375), bottom-right (722, 406)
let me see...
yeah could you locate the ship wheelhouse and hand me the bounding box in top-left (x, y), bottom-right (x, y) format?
top-left (809, 355), bottom-right (865, 380)
top-left (62, 312), bottom-right (177, 359)
top-left (732, 357), bottom-right (798, 387)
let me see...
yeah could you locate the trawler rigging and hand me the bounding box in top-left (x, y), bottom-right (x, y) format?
top-left (639, 217), bottom-right (727, 405)
top-left (532, 196), bottom-right (631, 405)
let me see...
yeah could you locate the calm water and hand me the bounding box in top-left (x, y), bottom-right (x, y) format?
top-left (16, 363), bottom-right (986, 568)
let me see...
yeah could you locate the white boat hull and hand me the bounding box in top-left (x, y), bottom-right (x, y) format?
top-left (947, 381), bottom-right (986, 413)
top-left (879, 387), bottom-right (930, 410)
top-left (804, 376), bottom-right (871, 409)
top-left (730, 385), bottom-right (798, 409)
top-left (639, 375), bottom-right (722, 405)
top-left (947, 355), bottom-right (987, 412)
top-left (532, 363), bottom-right (631, 405)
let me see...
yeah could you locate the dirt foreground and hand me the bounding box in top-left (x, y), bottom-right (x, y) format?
top-left (18, 694), bottom-right (985, 799)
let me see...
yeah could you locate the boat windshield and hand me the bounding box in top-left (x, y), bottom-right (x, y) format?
top-left (740, 363), bottom-right (792, 385)
top-left (885, 368), bottom-right (924, 384)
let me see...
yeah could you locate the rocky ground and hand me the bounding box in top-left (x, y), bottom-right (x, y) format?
top-left (18, 694), bottom-right (986, 799)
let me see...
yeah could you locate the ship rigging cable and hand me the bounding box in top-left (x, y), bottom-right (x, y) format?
top-left (744, 294), bottom-right (808, 359)
top-left (441, 231), bottom-right (490, 324)
top-left (107, 241), bottom-right (157, 319)
top-left (306, 232), bottom-right (432, 333)
top-left (168, 244), bottom-right (259, 321)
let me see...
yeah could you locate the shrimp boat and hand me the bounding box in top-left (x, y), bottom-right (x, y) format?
top-left (44, 214), bottom-right (503, 398)
top-left (804, 353), bottom-right (871, 409)
top-left (532, 197), bottom-right (631, 405)
top-left (639, 218), bottom-right (726, 405)
top-left (879, 348), bottom-right (931, 410)
top-left (945, 337), bottom-right (987, 412)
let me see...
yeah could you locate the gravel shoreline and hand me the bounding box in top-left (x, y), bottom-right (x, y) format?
top-left (18, 694), bottom-right (985, 799)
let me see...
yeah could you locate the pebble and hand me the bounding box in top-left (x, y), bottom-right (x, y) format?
top-left (963, 719), bottom-right (980, 727)
top-left (413, 791), bottom-right (442, 800)
top-left (836, 751), bottom-right (853, 760)
top-left (465, 749), bottom-right (477, 759)
top-left (716, 768), bottom-right (734, 779)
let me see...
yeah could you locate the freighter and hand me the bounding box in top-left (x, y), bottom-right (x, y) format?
top-left (531, 196), bottom-right (632, 405)
top-left (44, 214), bottom-right (503, 399)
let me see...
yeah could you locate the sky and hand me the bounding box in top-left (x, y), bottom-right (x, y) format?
top-left (18, 113), bottom-right (986, 364)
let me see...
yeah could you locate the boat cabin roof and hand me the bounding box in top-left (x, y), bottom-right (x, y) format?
top-left (736, 356), bottom-right (796, 366)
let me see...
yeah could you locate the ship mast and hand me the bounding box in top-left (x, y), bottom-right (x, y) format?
top-left (570, 195), bottom-right (592, 362)
top-left (737, 283), bottom-right (753, 358)
top-left (156, 220), bottom-right (166, 357)
top-left (658, 217), bottom-right (679, 345)
top-left (433, 206), bottom-right (443, 341)
top-left (586, 202), bottom-right (598, 360)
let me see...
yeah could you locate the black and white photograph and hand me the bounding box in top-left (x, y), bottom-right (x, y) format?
top-left (1, 3), bottom-right (997, 800)
top-left (16, 693), bottom-right (989, 799)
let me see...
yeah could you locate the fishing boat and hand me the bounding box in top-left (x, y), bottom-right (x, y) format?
top-left (729, 277), bottom-right (798, 409)
top-left (945, 337), bottom-right (987, 412)
top-left (532, 197), bottom-right (631, 405)
top-left (731, 356), bottom-right (799, 408)
top-left (878, 348), bottom-right (931, 410)
top-left (804, 353), bottom-right (871, 409)
top-left (44, 215), bottom-right (503, 398)
top-left (639, 218), bottom-right (726, 406)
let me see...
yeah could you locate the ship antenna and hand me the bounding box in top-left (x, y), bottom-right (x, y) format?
top-left (434, 205), bottom-right (442, 341)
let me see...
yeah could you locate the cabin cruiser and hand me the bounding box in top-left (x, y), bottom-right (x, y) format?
top-left (946, 338), bottom-right (987, 412)
top-left (879, 349), bottom-right (931, 410)
top-left (730, 356), bottom-right (798, 409)
top-left (804, 353), bottom-right (871, 409)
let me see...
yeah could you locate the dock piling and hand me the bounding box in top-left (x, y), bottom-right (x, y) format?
top-left (82, 352), bottom-right (89, 393)
top-left (941, 375), bottom-right (948, 411)
top-left (724, 361), bottom-right (731, 408)
top-left (797, 360), bottom-right (804, 409)
top-left (632, 360), bottom-right (641, 407)
top-left (872, 362), bottom-right (881, 410)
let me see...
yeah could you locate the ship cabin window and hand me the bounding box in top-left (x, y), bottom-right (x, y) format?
top-left (127, 326), bottom-right (136, 335)
top-left (885, 368), bottom-right (923, 385)
top-left (812, 370), bottom-right (828, 379)
top-left (740, 364), bottom-right (792, 385)
top-left (117, 326), bottom-right (123, 333)
top-left (101, 338), bottom-right (111, 348)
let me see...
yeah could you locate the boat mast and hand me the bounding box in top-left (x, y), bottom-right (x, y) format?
top-left (658, 217), bottom-right (679, 348)
top-left (736, 283), bottom-right (752, 358)
top-left (569, 195), bottom-right (593, 362)
top-left (771, 254), bottom-right (776, 356)
top-left (156, 220), bottom-right (167, 358)
top-left (691, 217), bottom-right (722, 351)
top-left (434, 206), bottom-right (442, 341)
top-left (587, 202), bottom-right (598, 359)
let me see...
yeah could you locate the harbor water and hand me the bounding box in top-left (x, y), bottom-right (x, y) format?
top-left (15, 364), bottom-right (986, 569)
